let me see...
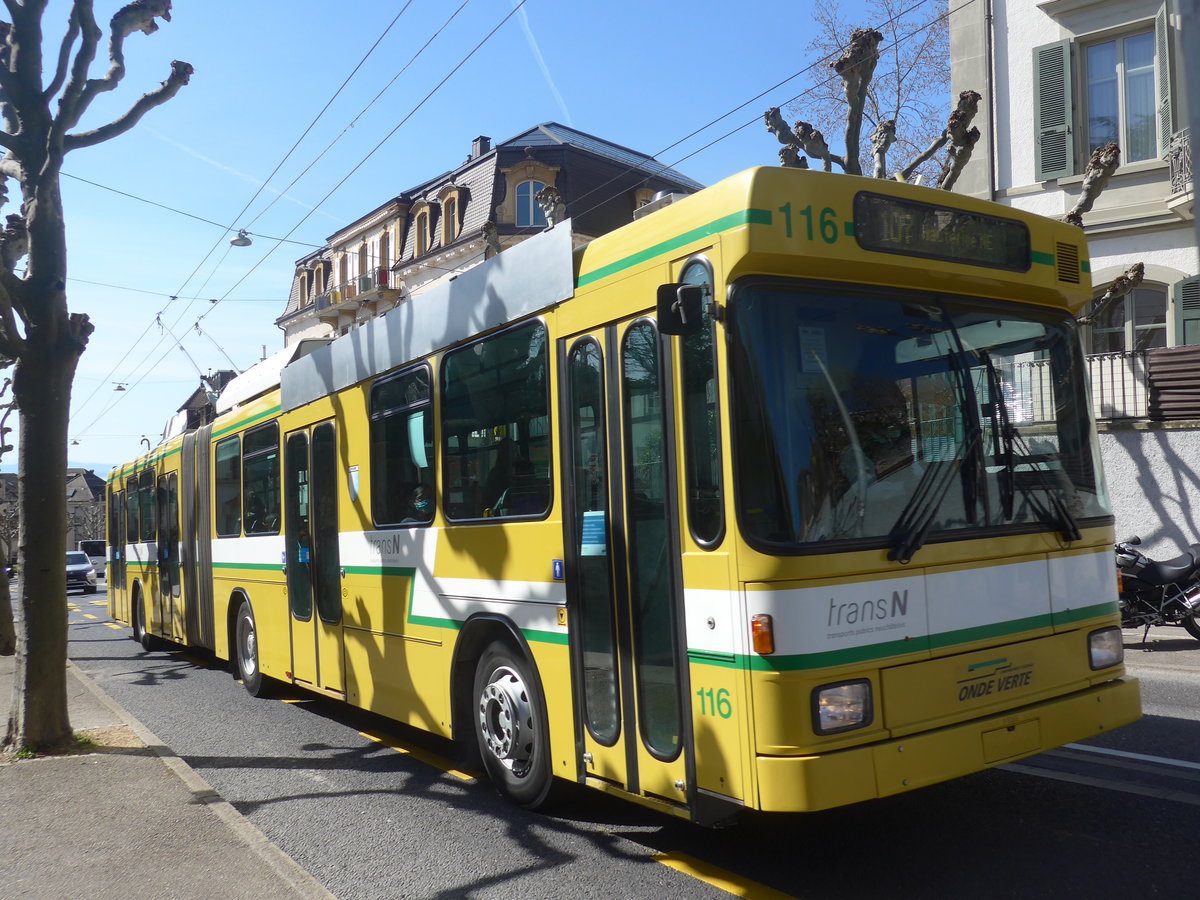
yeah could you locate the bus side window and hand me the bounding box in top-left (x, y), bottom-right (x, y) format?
top-left (125, 477), bottom-right (138, 545)
top-left (678, 258), bottom-right (724, 546)
top-left (214, 436), bottom-right (241, 537)
top-left (441, 321), bottom-right (551, 521)
top-left (370, 365), bottom-right (435, 527)
top-left (243, 423), bottom-right (280, 535)
top-left (137, 468), bottom-right (156, 542)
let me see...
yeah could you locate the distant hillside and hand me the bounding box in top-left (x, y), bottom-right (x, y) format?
top-left (0, 461), bottom-right (115, 475)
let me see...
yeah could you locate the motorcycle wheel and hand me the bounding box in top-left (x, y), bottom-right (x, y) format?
top-left (1183, 611), bottom-right (1200, 642)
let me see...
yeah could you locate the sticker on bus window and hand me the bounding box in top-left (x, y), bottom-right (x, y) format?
top-left (799, 326), bottom-right (828, 374)
top-left (580, 510), bottom-right (606, 556)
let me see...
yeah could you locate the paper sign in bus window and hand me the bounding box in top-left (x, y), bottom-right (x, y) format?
top-left (581, 509), bottom-right (607, 556)
top-left (799, 326), bottom-right (828, 374)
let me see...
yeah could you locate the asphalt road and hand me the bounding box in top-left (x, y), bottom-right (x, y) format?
top-left (63, 592), bottom-right (1200, 900)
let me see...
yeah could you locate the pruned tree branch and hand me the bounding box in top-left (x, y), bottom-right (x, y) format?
top-left (65, 58), bottom-right (192, 151)
top-left (70, 1), bottom-right (174, 125)
top-left (931, 121), bottom-right (979, 190)
top-left (44, 5), bottom-right (82, 103)
top-left (870, 119), bottom-right (895, 178)
top-left (1076, 262), bottom-right (1144, 325)
top-left (834, 28), bottom-right (883, 176)
top-left (895, 90), bottom-right (980, 184)
top-left (764, 107), bottom-right (843, 171)
top-left (1065, 143), bottom-right (1120, 228)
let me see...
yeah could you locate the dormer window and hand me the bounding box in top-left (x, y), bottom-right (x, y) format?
top-left (516, 180), bottom-right (547, 228)
top-left (415, 210), bottom-right (429, 257)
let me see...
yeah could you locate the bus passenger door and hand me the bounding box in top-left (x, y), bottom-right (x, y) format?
top-left (561, 320), bottom-right (690, 809)
top-left (284, 422), bottom-right (345, 694)
top-left (156, 472), bottom-right (183, 641)
top-left (107, 485), bottom-right (127, 623)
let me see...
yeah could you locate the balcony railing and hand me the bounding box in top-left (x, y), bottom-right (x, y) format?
top-left (1003, 352), bottom-right (1149, 425)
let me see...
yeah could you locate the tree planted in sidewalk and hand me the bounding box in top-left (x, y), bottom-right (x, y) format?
top-left (0, 1), bottom-right (191, 753)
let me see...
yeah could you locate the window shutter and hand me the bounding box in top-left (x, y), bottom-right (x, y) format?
top-left (1155, 2), bottom-right (1174, 157)
top-left (1033, 40), bottom-right (1075, 181)
top-left (1173, 276), bottom-right (1200, 346)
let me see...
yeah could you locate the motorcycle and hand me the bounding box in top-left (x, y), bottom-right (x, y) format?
top-left (1116, 535), bottom-right (1200, 641)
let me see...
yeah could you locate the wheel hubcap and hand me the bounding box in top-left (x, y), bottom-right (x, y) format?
top-left (239, 614), bottom-right (257, 677)
top-left (478, 665), bottom-right (533, 776)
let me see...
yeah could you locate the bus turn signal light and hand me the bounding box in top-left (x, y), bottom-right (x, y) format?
top-left (751, 614), bottom-right (775, 654)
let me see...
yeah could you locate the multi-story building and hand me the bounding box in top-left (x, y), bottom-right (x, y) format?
top-left (276, 123), bottom-right (703, 345)
top-left (952, 0), bottom-right (1199, 553)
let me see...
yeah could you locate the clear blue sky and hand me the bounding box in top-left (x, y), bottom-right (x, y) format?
top-left (41, 0), bottom-right (935, 473)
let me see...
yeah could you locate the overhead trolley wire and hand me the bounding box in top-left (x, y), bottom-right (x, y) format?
top-left (564, 0), bottom-right (960, 228)
top-left (72, 1), bottom-right (526, 441)
top-left (71, 4), bottom-right (418, 437)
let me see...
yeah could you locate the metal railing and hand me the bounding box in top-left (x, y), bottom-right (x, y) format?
top-left (1006, 351), bottom-right (1149, 424)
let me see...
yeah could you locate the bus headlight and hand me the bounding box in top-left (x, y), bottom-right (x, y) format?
top-left (812, 680), bottom-right (872, 735)
top-left (1088, 627), bottom-right (1123, 670)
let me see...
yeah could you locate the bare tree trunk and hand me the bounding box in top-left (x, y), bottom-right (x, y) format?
top-left (7, 345), bottom-right (78, 749)
top-left (0, 1), bottom-right (188, 752)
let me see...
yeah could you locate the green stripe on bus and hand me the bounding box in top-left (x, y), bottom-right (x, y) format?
top-left (210, 404), bottom-right (282, 440)
top-left (687, 601), bottom-right (1122, 672)
top-left (576, 208), bottom-right (772, 288)
top-left (1031, 250), bottom-right (1055, 266)
top-left (212, 562), bottom-right (282, 572)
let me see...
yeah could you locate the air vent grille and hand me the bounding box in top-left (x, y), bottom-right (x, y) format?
top-left (1056, 242), bottom-right (1080, 283)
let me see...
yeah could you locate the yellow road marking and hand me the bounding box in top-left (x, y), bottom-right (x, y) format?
top-left (359, 730), bottom-right (476, 782)
top-left (104, 623), bottom-right (122, 630)
top-left (655, 852), bottom-right (799, 900)
top-left (89, 600), bottom-right (107, 606)
top-left (82, 614), bottom-right (97, 620)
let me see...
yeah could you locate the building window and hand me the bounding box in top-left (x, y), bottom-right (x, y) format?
top-left (1084, 30), bottom-right (1156, 163)
top-left (1033, 4), bottom-right (1173, 181)
top-left (443, 196), bottom-right (458, 243)
top-left (415, 211), bottom-right (429, 257)
top-left (1087, 285), bottom-right (1168, 353)
top-left (516, 180), bottom-right (547, 228)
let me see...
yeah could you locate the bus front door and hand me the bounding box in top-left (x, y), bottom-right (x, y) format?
top-left (284, 421), bottom-right (345, 695)
top-left (561, 320), bottom-right (690, 808)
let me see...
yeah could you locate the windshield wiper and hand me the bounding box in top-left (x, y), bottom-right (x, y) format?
top-left (887, 429), bottom-right (981, 564)
top-left (976, 351), bottom-right (1080, 542)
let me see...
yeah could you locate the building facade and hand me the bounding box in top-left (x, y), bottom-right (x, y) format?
top-left (952, 0), bottom-right (1199, 554)
top-left (275, 123), bottom-right (703, 346)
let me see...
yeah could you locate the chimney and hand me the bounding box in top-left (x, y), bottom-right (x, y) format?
top-left (471, 135), bottom-right (491, 159)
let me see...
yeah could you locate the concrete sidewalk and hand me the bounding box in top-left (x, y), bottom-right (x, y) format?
top-left (0, 651), bottom-right (336, 900)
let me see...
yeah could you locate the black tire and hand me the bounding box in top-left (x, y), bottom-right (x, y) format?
top-left (234, 598), bottom-right (268, 697)
top-left (132, 591), bottom-right (159, 650)
top-left (84, 585), bottom-right (97, 595)
top-left (472, 640), bottom-right (558, 810)
top-left (1183, 611), bottom-right (1200, 642)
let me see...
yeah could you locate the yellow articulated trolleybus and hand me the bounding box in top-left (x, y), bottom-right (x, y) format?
top-left (107, 167), bottom-right (1140, 824)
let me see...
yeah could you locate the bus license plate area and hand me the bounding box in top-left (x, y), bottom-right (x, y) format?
top-left (981, 719), bottom-right (1040, 763)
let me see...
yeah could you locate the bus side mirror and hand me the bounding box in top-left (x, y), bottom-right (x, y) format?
top-left (657, 283), bottom-right (704, 336)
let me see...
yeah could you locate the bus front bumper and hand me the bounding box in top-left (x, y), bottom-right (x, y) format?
top-left (754, 677), bottom-right (1140, 812)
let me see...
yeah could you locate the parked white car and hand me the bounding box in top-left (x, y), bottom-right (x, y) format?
top-left (66, 551), bottom-right (98, 594)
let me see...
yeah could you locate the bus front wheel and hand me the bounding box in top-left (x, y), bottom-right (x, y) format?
top-left (235, 599), bottom-right (267, 697)
top-left (472, 641), bottom-right (557, 810)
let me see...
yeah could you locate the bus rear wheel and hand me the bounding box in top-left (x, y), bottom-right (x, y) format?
top-left (472, 641), bottom-right (557, 810)
top-left (235, 599), bottom-right (268, 697)
top-left (132, 592), bottom-right (158, 651)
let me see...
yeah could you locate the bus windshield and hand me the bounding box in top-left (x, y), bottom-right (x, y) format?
top-left (730, 280), bottom-right (1110, 554)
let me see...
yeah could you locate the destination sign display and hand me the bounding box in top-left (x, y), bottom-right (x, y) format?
top-left (853, 192), bottom-right (1031, 272)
